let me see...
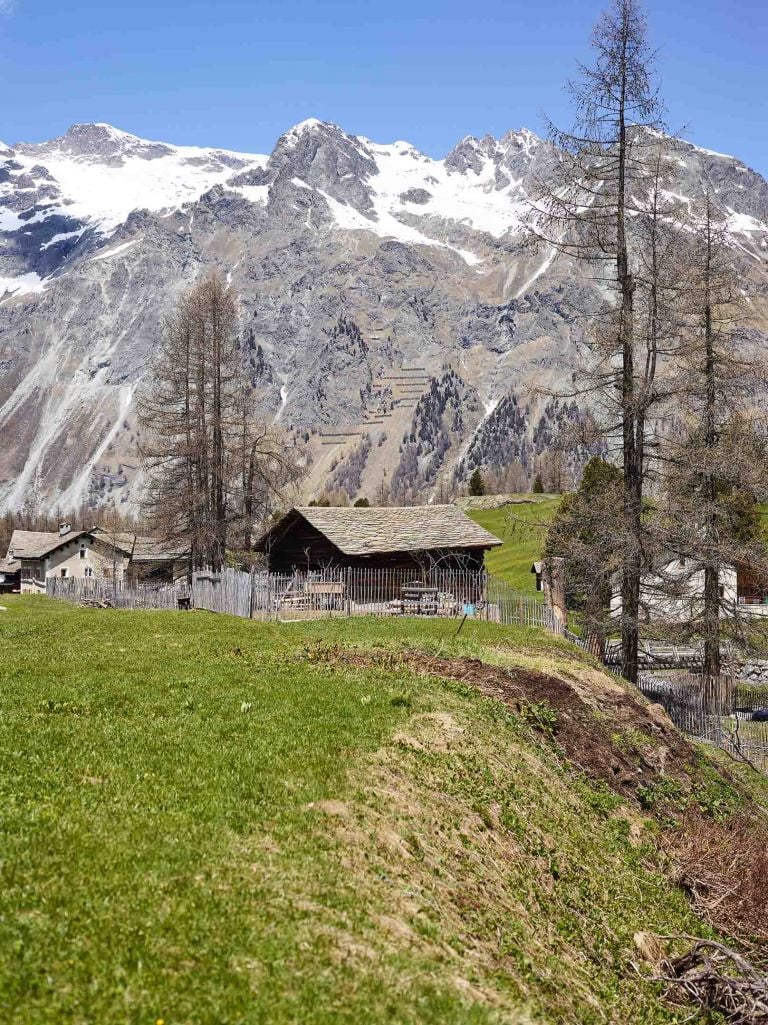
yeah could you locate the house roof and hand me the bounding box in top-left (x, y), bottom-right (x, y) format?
top-left (91, 529), bottom-right (186, 562)
top-left (7, 528), bottom-right (183, 563)
top-left (7, 529), bottom-right (97, 560)
top-left (128, 535), bottom-right (187, 562)
top-left (0, 557), bottom-right (20, 575)
top-left (256, 505), bottom-right (503, 556)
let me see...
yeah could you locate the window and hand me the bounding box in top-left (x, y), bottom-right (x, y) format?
top-left (79, 545), bottom-right (87, 560)
top-left (60, 568), bottom-right (68, 578)
top-left (84, 567), bottom-right (94, 578)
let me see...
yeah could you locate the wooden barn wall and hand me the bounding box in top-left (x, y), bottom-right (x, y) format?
top-left (264, 519), bottom-right (346, 573)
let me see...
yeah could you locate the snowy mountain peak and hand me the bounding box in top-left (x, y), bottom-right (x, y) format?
top-left (15, 122), bottom-right (176, 164)
top-left (1, 117), bottom-right (767, 515)
top-left (444, 128), bottom-right (544, 174)
top-left (1, 124), bottom-right (268, 247)
top-left (278, 118), bottom-right (347, 148)
top-left (499, 127), bottom-right (541, 154)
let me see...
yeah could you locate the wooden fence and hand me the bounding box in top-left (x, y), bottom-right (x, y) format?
top-left (46, 576), bottom-right (186, 609)
top-left (190, 566), bottom-right (554, 628)
top-left (45, 567), bottom-right (551, 628)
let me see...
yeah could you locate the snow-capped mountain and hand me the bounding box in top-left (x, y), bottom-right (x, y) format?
top-left (1, 120), bottom-right (767, 511)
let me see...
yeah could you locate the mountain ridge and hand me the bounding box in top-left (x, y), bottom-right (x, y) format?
top-left (1, 118), bottom-right (767, 513)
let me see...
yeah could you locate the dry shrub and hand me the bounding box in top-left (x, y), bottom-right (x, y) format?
top-left (665, 810), bottom-right (768, 948)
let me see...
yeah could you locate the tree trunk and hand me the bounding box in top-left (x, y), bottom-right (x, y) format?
top-left (616, 18), bottom-right (640, 684)
top-left (701, 201), bottom-right (721, 682)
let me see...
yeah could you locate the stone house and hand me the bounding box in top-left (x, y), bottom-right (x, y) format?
top-left (5, 523), bottom-right (184, 593)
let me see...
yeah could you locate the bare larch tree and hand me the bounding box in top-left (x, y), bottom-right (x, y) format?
top-left (139, 273), bottom-right (302, 572)
top-left (533, 0), bottom-right (667, 681)
top-left (660, 197), bottom-right (768, 679)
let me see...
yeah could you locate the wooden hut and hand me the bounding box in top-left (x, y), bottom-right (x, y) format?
top-left (254, 505), bottom-right (502, 574)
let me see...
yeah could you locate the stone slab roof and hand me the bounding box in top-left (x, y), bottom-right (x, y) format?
top-left (91, 530), bottom-right (185, 561)
top-left (7, 528), bottom-right (183, 562)
top-left (7, 529), bottom-right (93, 560)
top-left (258, 505), bottom-right (502, 556)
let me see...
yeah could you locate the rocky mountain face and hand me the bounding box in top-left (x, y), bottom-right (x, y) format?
top-left (1, 119), bottom-right (767, 512)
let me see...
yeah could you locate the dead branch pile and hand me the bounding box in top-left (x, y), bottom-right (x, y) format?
top-left (659, 940), bottom-right (768, 1024)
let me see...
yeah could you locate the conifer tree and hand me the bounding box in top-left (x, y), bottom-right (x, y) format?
top-left (139, 273), bottom-right (299, 572)
top-left (468, 468), bottom-right (486, 497)
top-left (660, 198), bottom-right (768, 679)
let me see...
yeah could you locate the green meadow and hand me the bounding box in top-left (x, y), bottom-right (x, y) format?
top-left (0, 595), bottom-right (732, 1024)
top-left (465, 496), bottom-right (560, 591)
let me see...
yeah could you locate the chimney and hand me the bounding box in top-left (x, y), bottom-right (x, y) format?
top-left (58, 522), bottom-right (71, 537)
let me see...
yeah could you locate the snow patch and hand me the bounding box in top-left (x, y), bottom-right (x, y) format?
top-left (727, 209), bottom-right (767, 234)
top-left (0, 208), bottom-right (25, 232)
top-left (360, 138), bottom-right (528, 240)
top-left (0, 271), bottom-right (47, 302)
top-left (273, 382), bottom-right (289, 425)
top-left (513, 244), bottom-right (558, 299)
top-left (90, 236), bottom-right (143, 261)
top-left (315, 188), bottom-right (483, 266)
top-left (234, 184), bottom-right (270, 205)
top-left (41, 227), bottom-right (87, 250)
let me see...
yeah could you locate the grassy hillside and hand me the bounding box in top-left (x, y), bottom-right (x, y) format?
top-left (465, 496), bottom-right (560, 591)
top-left (1, 597), bottom-right (766, 1024)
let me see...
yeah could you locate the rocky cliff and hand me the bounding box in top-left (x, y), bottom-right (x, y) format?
top-left (1, 120), bottom-right (767, 510)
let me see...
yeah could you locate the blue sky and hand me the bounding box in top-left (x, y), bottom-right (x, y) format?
top-left (1, 0), bottom-right (766, 173)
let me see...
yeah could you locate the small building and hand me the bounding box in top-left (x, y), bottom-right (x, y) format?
top-left (92, 530), bottom-right (188, 583)
top-left (254, 505), bottom-right (502, 574)
top-left (610, 556), bottom-right (768, 622)
top-left (5, 523), bottom-right (185, 593)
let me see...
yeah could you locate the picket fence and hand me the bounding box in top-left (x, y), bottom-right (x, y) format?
top-left (46, 575), bottom-right (186, 610)
top-left (190, 566), bottom-right (554, 628)
top-left (636, 671), bottom-right (768, 772)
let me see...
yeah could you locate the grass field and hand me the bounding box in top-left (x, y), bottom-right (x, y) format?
top-left (0, 596), bottom-right (745, 1024)
top-left (465, 496), bottom-right (560, 591)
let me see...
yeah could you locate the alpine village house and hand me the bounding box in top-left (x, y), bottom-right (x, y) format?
top-left (0, 523), bottom-right (184, 594)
